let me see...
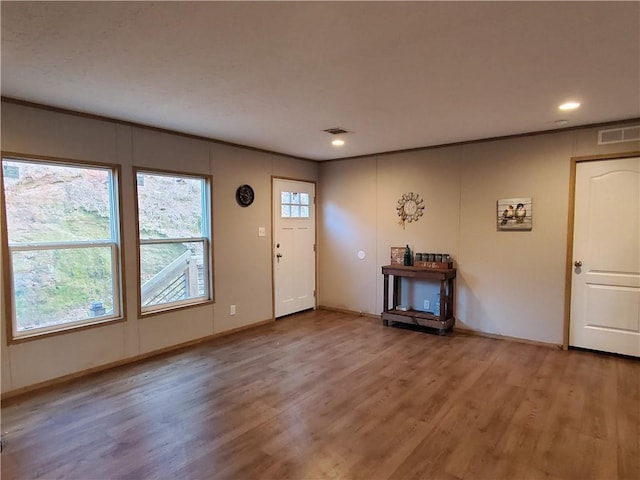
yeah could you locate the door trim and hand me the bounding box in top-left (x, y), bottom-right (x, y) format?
top-left (563, 150), bottom-right (640, 349)
top-left (271, 176), bottom-right (318, 320)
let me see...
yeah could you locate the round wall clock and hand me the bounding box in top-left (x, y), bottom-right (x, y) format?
top-left (397, 192), bottom-right (424, 228)
top-left (236, 184), bottom-right (255, 207)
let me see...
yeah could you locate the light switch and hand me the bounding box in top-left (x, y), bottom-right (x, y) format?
top-left (258, 227), bottom-right (266, 237)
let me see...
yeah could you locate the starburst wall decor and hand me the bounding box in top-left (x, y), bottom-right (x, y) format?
top-left (397, 192), bottom-right (424, 229)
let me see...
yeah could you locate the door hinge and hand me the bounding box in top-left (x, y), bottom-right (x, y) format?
top-left (313, 244), bottom-right (316, 252)
top-left (313, 290), bottom-right (316, 297)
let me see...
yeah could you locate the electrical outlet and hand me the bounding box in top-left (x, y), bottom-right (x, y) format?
top-left (230, 305), bottom-right (236, 315)
top-left (424, 300), bottom-right (430, 310)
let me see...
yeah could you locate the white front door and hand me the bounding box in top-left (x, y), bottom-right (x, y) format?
top-left (570, 156), bottom-right (640, 356)
top-left (273, 178), bottom-right (316, 318)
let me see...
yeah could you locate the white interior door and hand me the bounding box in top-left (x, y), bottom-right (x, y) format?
top-left (273, 178), bottom-right (316, 318)
top-left (570, 157), bottom-right (640, 356)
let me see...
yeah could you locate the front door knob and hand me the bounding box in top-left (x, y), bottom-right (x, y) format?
top-left (574, 260), bottom-right (583, 267)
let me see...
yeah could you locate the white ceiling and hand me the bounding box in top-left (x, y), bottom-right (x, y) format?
top-left (2, 1), bottom-right (639, 161)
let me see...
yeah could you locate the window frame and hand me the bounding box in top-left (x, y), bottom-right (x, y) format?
top-left (1, 152), bottom-right (125, 343)
top-left (133, 167), bottom-right (214, 317)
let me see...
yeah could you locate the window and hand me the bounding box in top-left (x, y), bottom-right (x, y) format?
top-left (281, 191), bottom-right (310, 218)
top-left (2, 156), bottom-right (122, 340)
top-left (135, 170), bottom-right (212, 314)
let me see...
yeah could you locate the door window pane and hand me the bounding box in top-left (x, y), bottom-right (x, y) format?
top-left (280, 191), bottom-right (310, 218)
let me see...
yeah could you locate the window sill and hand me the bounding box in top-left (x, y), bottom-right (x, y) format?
top-left (9, 316), bottom-right (126, 345)
top-left (138, 298), bottom-right (214, 320)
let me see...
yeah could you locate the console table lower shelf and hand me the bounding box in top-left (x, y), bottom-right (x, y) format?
top-left (382, 309), bottom-right (454, 335)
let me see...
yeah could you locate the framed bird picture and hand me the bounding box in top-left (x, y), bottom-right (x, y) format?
top-left (497, 197), bottom-right (532, 231)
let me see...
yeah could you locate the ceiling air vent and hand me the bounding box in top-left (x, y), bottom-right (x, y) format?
top-left (598, 125), bottom-right (640, 145)
top-left (323, 127), bottom-right (348, 135)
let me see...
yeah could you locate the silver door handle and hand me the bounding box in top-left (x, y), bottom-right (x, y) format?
top-left (574, 260), bottom-right (582, 267)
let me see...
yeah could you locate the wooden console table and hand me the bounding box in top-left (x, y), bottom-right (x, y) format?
top-left (381, 265), bottom-right (456, 335)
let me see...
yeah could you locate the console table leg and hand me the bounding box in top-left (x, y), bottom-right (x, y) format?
top-left (382, 274), bottom-right (390, 326)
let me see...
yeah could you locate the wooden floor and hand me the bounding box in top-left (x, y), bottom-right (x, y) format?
top-left (1, 310), bottom-right (638, 480)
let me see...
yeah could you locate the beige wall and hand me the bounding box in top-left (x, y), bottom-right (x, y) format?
top-left (1, 99), bottom-right (637, 394)
top-left (456, 134), bottom-right (573, 343)
top-left (318, 124), bottom-right (639, 345)
top-left (0, 101), bottom-right (317, 393)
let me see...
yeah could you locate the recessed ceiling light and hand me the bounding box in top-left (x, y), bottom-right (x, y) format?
top-left (332, 139), bottom-right (345, 147)
top-left (559, 101), bottom-right (581, 111)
